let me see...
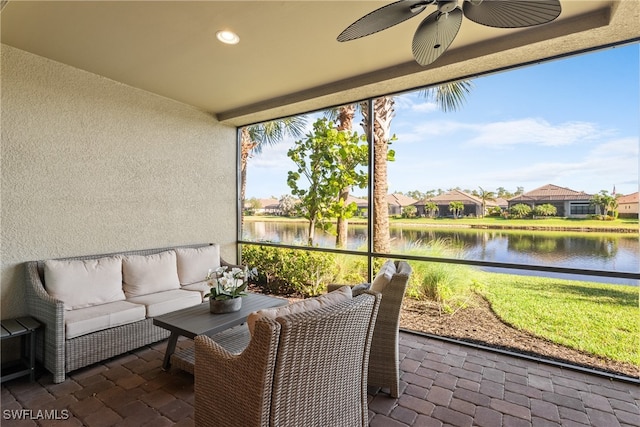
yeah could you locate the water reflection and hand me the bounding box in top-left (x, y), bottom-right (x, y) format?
top-left (243, 221), bottom-right (639, 285)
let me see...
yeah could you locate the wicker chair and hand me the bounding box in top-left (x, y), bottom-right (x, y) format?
top-left (194, 292), bottom-right (381, 427)
top-left (328, 260), bottom-right (412, 398)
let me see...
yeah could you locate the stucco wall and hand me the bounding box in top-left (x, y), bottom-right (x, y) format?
top-left (1, 45), bottom-right (238, 319)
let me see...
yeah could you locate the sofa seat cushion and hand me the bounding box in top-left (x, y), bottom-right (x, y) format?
top-left (44, 256), bottom-right (125, 310)
top-left (247, 285), bottom-right (352, 335)
top-left (181, 281), bottom-right (211, 299)
top-left (123, 251), bottom-right (181, 298)
top-left (127, 289), bottom-right (202, 317)
top-left (65, 300), bottom-right (146, 339)
top-left (175, 245), bottom-right (221, 286)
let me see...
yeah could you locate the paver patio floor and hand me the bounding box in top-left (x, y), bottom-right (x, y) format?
top-left (2, 331), bottom-right (639, 426)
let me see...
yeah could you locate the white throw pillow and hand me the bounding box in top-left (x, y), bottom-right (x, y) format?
top-left (122, 250), bottom-right (180, 298)
top-left (246, 286), bottom-right (352, 335)
top-left (175, 245), bottom-right (221, 286)
top-left (370, 260), bottom-right (396, 293)
top-left (44, 256), bottom-right (124, 310)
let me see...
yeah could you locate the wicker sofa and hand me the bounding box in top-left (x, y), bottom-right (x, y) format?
top-left (25, 243), bottom-right (238, 383)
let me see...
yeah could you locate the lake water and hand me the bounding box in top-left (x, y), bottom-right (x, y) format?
top-left (243, 221), bottom-right (640, 285)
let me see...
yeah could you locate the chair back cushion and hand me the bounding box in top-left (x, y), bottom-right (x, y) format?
top-left (370, 260), bottom-right (396, 293)
top-left (246, 285), bottom-right (352, 335)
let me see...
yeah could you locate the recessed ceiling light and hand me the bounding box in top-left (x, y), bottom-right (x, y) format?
top-left (216, 30), bottom-right (240, 45)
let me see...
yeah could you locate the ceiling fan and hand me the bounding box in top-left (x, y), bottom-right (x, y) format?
top-left (337, 0), bottom-right (562, 66)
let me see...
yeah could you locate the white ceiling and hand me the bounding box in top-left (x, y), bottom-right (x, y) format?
top-left (2, 1), bottom-right (639, 126)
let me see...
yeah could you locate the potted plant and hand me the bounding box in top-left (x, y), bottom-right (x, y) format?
top-left (205, 266), bottom-right (255, 313)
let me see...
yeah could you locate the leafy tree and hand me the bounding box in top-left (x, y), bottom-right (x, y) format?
top-left (449, 201), bottom-right (464, 219)
top-left (405, 190), bottom-right (427, 200)
top-left (533, 203), bottom-right (557, 217)
top-left (402, 205), bottom-right (417, 218)
top-left (278, 194), bottom-right (298, 217)
top-left (244, 197), bottom-right (261, 215)
top-left (510, 203), bottom-right (532, 219)
top-left (326, 81), bottom-right (472, 253)
top-left (496, 187), bottom-right (513, 199)
top-left (590, 190), bottom-right (618, 218)
top-left (287, 118), bottom-right (367, 246)
top-left (477, 186), bottom-right (496, 217)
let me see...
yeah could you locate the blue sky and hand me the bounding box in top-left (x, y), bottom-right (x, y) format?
top-left (246, 43), bottom-right (639, 199)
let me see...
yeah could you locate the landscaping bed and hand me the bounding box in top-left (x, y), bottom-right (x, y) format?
top-left (400, 294), bottom-right (640, 380)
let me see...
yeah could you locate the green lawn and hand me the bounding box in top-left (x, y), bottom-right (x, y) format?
top-left (245, 215), bottom-right (639, 232)
top-left (474, 272), bottom-right (640, 365)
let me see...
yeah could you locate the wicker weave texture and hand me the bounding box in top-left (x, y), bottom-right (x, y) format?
top-left (367, 261), bottom-right (411, 398)
top-left (195, 292), bottom-right (380, 427)
top-left (327, 260), bottom-right (412, 398)
top-left (171, 324), bottom-right (251, 374)
top-left (24, 243), bottom-right (225, 383)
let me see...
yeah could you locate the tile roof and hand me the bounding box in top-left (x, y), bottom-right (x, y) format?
top-left (386, 193), bottom-right (418, 207)
top-left (508, 184), bottom-right (592, 202)
top-left (426, 189), bottom-right (482, 205)
top-left (617, 191), bottom-right (639, 204)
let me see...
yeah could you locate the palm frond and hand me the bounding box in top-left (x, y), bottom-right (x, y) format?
top-left (420, 80), bottom-right (473, 113)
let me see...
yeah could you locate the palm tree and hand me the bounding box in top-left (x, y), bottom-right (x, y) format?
top-left (590, 190), bottom-right (618, 218)
top-left (477, 186), bottom-right (496, 217)
top-left (449, 201), bottom-right (464, 219)
top-left (240, 118), bottom-right (307, 207)
top-left (364, 83), bottom-right (473, 253)
top-left (425, 201), bottom-right (438, 218)
top-left (326, 81), bottom-right (473, 252)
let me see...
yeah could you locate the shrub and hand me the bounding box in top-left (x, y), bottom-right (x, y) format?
top-left (402, 205), bottom-right (417, 218)
top-left (510, 203), bottom-right (532, 219)
top-left (241, 245), bottom-right (337, 297)
top-left (532, 203), bottom-right (557, 217)
top-left (403, 239), bottom-right (480, 313)
top-left (487, 206), bottom-right (503, 217)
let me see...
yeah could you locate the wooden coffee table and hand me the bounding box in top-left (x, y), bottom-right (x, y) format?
top-left (154, 293), bottom-right (287, 370)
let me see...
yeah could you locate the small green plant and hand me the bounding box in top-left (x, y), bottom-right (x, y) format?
top-left (403, 239), bottom-right (478, 313)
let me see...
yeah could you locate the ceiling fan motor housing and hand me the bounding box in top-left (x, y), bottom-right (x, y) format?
top-left (438, 0), bottom-right (459, 14)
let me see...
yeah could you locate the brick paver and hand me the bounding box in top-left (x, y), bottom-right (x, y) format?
top-left (1, 332), bottom-right (638, 426)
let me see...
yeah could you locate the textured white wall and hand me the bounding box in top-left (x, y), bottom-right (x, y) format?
top-left (1, 45), bottom-right (238, 319)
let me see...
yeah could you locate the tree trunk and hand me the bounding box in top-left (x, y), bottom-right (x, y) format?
top-left (335, 105), bottom-right (356, 249)
top-left (336, 187), bottom-right (349, 248)
top-left (362, 97), bottom-right (394, 254)
top-left (240, 128), bottom-right (257, 227)
top-left (308, 218), bottom-right (315, 246)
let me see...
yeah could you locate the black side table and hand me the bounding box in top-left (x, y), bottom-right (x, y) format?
top-left (1, 317), bottom-right (41, 383)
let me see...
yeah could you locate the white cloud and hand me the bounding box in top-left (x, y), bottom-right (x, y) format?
top-left (466, 118), bottom-right (608, 148)
top-left (482, 137), bottom-right (638, 193)
top-left (411, 102), bottom-right (439, 113)
top-left (248, 138), bottom-right (295, 170)
top-left (396, 117), bottom-right (613, 148)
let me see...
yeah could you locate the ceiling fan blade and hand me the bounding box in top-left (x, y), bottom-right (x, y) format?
top-left (412, 8), bottom-right (463, 66)
top-left (337, 0), bottom-right (436, 42)
top-left (462, 0), bottom-right (561, 28)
